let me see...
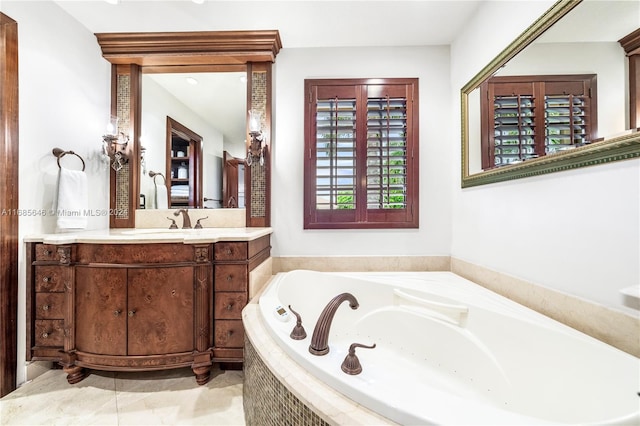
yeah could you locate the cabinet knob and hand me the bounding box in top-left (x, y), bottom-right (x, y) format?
top-left (43, 249), bottom-right (52, 256)
top-left (226, 249), bottom-right (232, 255)
top-left (128, 310), bottom-right (136, 317)
top-left (41, 332), bottom-right (49, 339)
top-left (114, 310), bottom-right (122, 317)
top-left (226, 303), bottom-right (233, 311)
top-left (227, 330), bottom-right (234, 337)
top-left (226, 275), bottom-right (232, 282)
top-left (42, 304), bottom-right (50, 311)
top-left (42, 276), bottom-right (51, 283)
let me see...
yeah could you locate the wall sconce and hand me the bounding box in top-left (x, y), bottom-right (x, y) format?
top-left (102, 116), bottom-right (129, 171)
top-left (246, 109), bottom-right (265, 166)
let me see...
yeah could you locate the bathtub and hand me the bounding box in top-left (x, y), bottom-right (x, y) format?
top-left (256, 270), bottom-right (639, 425)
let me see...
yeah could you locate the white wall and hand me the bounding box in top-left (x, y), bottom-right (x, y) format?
top-left (141, 77), bottom-right (224, 209)
top-left (2, 0), bottom-right (112, 385)
top-left (451, 0), bottom-right (639, 312)
top-left (271, 46), bottom-right (453, 257)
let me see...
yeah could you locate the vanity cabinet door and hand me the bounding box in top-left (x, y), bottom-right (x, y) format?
top-left (127, 266), bottom-right (194, 356)
top-left (75, 267), bottom-right (127, 356)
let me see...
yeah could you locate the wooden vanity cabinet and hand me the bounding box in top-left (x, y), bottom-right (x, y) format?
top-left (212, 236), bottom-right (270, 365)
top-left (26, 234), bottom-right (270, 385)
top-left (26, 242), bottom-right (213, 385)
top-left (26, 244), bottom-right (72, 360)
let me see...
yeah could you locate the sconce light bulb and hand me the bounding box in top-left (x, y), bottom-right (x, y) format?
top-left (249, 109), bottom-right (261, 132)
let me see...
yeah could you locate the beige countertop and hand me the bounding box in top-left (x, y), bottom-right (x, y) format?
top-left (24, 227), bottom-right (272, 245)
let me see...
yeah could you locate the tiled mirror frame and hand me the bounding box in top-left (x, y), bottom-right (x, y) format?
top-left (95, 31), bottom-right (282, 228)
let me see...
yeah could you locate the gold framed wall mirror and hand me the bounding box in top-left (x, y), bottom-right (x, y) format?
top-left (96, 30), bottom-right (281, 227)
top-left (461, 0), bottom-right (640, 188)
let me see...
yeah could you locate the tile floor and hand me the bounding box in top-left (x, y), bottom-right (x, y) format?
top-left (0, 366), bottom-right (245, 425)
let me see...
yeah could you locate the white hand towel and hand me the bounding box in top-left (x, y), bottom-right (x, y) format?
top-left (55, 168), bottom-right (88, 230)
top-left (156, 183), bottom-right (169, 209)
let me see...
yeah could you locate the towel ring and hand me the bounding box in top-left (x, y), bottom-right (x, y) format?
top-left (149, 170), bottom-right (166, 185)
top-left (52, 148), bottom-right (85, 171)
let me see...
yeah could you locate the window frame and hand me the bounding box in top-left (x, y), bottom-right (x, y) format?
top-left (304, 78), bottom-right (419, 229)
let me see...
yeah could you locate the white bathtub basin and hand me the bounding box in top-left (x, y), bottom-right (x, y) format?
top-left (258, 270), bottom-right (640, 425)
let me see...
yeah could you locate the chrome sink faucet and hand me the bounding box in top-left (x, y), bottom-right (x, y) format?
top-left (173, 209), bottom-right (192, 229)
top-left (309, 293), bottom-right (359, 356)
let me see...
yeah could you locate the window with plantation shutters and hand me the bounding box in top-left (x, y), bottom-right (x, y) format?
top-left (480, 74), bottom-right (597, 170)
top-left (304, 78), bottom-right (419, 229)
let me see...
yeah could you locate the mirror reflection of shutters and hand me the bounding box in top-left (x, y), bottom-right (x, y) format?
top-left (481, 74), bottom-right (596, 170)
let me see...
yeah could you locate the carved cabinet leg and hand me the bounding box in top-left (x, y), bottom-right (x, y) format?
top-left (192, 351), bottom-right (212, 385)
top-left (63, 364), bottom-right (87, 384)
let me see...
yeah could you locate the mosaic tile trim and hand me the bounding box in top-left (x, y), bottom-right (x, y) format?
top-left (250, 71), bottom-right (267, 219)
top-left (250, 163), bottom-right (266, 217)
top-left (244, 336), bottom-right (329, 426)
top-left (115, 74), bottom-right (131, 219)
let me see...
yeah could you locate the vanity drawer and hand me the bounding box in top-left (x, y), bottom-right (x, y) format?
top-left (34, 319), bottom-right (64, 346)
top-left (35, 293), bottom-right (64, 319)
top-left (214, 242), bottom-right (247, 261)
top-left (214, 292), bottom-right (247, 319)
top-left (34, 266), bottom-right (66, 292)
top-left (35, 244), bottom-right (60, 262)
top-left (214, 265), bottom-right (247, 292)
top-left (215, 320), bottom-right (244, 348)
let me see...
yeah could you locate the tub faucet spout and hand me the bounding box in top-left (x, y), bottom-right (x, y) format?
top-left (309, 293), bottom-right (359, 356)
top-left (173, 209), bottom-right (192, 229)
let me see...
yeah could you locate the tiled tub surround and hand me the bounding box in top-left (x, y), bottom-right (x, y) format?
top-left (245, 270), bottom-right (639, 425)
top-left (273, 256), bottom-right (639, 358)
top-left (243, 303), bottom-right (393, 426)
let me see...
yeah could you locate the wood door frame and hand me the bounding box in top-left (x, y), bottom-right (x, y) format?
top-left (166, 117), bottom-right (203, 208)
top-left (223, 151), bottom-right (245, 208)
top-left (0, 12), bottom-right (19, 397)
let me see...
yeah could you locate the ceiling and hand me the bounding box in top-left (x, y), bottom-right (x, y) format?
top-left (52, 0), bottom-right (485, 48)
top-left (51, 0), bottom-right (485, 150)
top-left (51, 1), bottom-right (637, 149)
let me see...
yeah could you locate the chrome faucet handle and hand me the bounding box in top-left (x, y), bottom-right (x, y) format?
top-left (341, 342), bottom-right (376, 375)
top-left (194, 216), bottom-right (208, 229)
top-left (166, 217), bottom-right (178, 229)
top-left (288, 305), bottom-right (307, 340)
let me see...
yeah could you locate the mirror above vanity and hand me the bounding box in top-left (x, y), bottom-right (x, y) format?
top-left (461, 0), bottom-right (640, 187)
top-left (95, 30), bottom-right (280, 228)
top-left (141, 71), bottom-right (247, 209)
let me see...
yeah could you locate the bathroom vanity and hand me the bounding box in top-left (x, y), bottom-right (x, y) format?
top-left (24, 228), bottom-right (271, 385)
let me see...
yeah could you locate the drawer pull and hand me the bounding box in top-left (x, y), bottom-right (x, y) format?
top-left (226, 275), bottom-right (232, 282)
top-left (114, 310), bottom-right (122, 317)
top-left (128, 310), bottom-right (136, 317)
top-left (42, 276), bottom-right (51, 283)
top-left (43, 249), bottom-right (52, 256)
top-left (226, 249), bottom-right (232, 255)
top-left (41, 331), bottom-right (49, 339)
top-left (226, 303), bottom-right (234, 311)
top-left (41, 304), bottom-right (50, 311)
top-left (227, 330), bottom-right (234, 337)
